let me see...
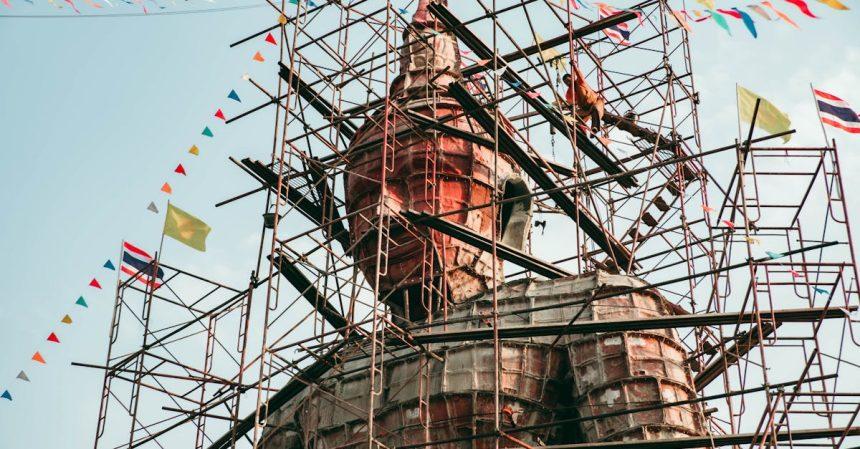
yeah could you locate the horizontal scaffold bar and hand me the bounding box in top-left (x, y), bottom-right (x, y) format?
top-left (410, 306), bottom-right (855, 344)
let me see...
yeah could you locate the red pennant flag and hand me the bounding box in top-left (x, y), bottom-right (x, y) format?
top-left (32, 352), bottom-right (46, 364)
top-left (716, 8), bottom-right (743, 18)
top-left (89, 278), bottom-right (102, 289)
top-left (175, 164), bottom-right (187, 176)
top-left (722, 219), bottom-right (736, 230)
top-left (47, 333), bottom-right (60, 343)
top-left (214, 109), bottom-right (226, 120)
top-left (265, 32), bottom-right (277, 45)
top-left (784, 0), bottom-right (818, 17)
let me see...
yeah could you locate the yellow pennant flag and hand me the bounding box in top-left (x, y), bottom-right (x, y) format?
top-left (694, 0), bottom-right (715, 10)
top-left (163, 203), bottom-right (212, 252)
top-left (535, 34), bottom-right (566, 70)
top-left (737, 85), bottom-right (792, 143)
top-left (817, 0), bottom-right (849, 9)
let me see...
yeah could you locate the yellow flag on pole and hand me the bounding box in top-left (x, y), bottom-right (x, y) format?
top-left (737, 85), bottom-right (792, 143)
top-left (163, 203), bottom-right (212, 252)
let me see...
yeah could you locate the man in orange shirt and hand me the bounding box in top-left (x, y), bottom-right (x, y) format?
top-left (562, 65), bottom-right (605, 134)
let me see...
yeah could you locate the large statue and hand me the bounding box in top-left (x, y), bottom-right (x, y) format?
top-left (343, 0), bottom-right (529, 318)
top-left (262, 2), bottom-right (705, 447)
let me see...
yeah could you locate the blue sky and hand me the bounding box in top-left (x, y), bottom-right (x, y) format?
top-left (1, 1), bottom-right (859, 448)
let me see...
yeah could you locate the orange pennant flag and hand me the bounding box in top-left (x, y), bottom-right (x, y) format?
top-left (761, 1), bottom-right (800, 28)
top-left (188, 145), bottom-right (200, 156)
top-left (702, 204), bottom-right (715, 212)
top-left (214, 109), bottom-right (226, 121)
top-left (161, 182), bottom-right (173, 194)
top-left (47, 332), bottom-right (60, 343)
top-left (61, 315), bottom-right (73, 324)
top-left (32, 352), bottom-right (46, 364)
top-left (252, 51), bottom-right (265, 62)
top-left (89, 278), bottom-right (102, 289)
top-left (175, 164), bottom-right (187, 176)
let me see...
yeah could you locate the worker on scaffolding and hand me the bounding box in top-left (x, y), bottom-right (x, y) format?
top-left (562, 64), bottom-right (605, 134)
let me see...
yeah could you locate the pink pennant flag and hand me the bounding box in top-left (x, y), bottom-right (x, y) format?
top-left (525, 91), bottom-right (541, 99)
top-left (791, 269), bottom-right (804, 278)
top-left (702, 204), bottom-right (714, 212)
top-left (64, 0), bottom-right (80, 13)
top-left (476, 59), bottom-right (491, 66)
top-left (722, 219), bottom-right (736, 229)
top-left (1, 0), bottom-right (10, 8)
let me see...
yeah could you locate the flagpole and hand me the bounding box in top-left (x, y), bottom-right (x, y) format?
top-left (735, 83), bottom-right (743, 143)
top-left (810, 83), bottom-right (831, 147)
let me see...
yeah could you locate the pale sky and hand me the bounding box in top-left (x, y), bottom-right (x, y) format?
top-left (1, 1), bottom-right (859, 448)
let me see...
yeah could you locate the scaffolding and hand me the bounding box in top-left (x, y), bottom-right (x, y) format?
top-left (89, 1), bottom-right (860, 448)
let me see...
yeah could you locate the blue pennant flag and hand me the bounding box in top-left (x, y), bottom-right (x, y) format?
top-left (398, 7), bottom-right (408, 14)
top-left (765, 251), bottom-right (784, 260)
top-left (1, 391), bottom-right (11, 401)
top-left (103, 260), bottom-right (116, 271)
top-left (227, 89), bottom-right (241, 102)
top-left (813, 287), bottom-right (829, 295)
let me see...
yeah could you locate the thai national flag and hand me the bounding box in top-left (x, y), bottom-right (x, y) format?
top-left (121, 241), bottom-right (164, 288)
top-left (598, 3), bottom-right (633, 46)
top-left (814, 89), bottom-right (860, 134)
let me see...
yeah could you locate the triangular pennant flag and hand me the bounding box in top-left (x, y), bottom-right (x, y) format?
top-left (747, 4), bottom-right (773, 20)
top-left (746, 237), bottom-right (761, 245)
top-left (147, 202), bottom-right (159, 213)
top-left (791, 269), bottom-right (804, 278)
top-left (722, 219), bottom-right (736, 229)
top-left (161, 183), bottom-right (173, 194)
top-left (175, 164), bottom-right (187, 176)
top-left (265, 32), bottom-right (277, 45)
top-left (103, 260), bottom-right (115, 271)
top-left (188, 144), bottom-right (200, 155)
top-left (227, 90), bottom-right (241, 102)
top-left (733, 8), bottom-right (758, 38)
top-left (814, 287), bottom-right (829, 294)
top-left (815, 0), bottom-right (848, 10)
top-left (61, 314), bottom-right (73, 324)
top-left (766, 250), bottom-right (784, 259)
top-left (702, 204), bottom-right (715, 212)
top-left (397, 7), bottom-right (408, 13)
top-left (201, 126), bottom-right (214, 137)
top-left (89, 278), bottom-right (102, 289)
top-left (16, 371), bottom-right (29, 382)
top-left (214, 109), bottom-right (226, 121)
top-left (706, 9), bottom-right (732, 35)
top-left (75, 296), bottom-right (88, 308)
top-left (784, 0), bottom-right (818, 17)
top-left (761, 1), bottom-right (800, 28)
top-left (47, 333), bottom-right (60, 343)
top-left (252, 51), bottom-right (265, 62)
top-left (525, 91), bottom-right (541, 99)
top-left (32, 352), bottom-right (46, 364)
top-left (1, 391), bottom-right (11, 401)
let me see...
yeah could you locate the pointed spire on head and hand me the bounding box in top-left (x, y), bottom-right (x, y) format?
top-left (411, 0), bottom-right (447, 28)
